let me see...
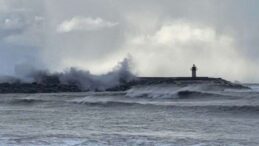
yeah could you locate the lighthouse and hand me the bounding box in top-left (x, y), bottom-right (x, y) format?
top-left (191, 64), bottom-right (197, 78)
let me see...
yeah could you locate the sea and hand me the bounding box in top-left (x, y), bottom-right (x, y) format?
top-left (0, 83), bottom-right (259, 146)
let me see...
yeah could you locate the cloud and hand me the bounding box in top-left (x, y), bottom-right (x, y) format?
top-left (121, 20), bottom-right (257, 81)
top-left (0, 18), bottom-right (25, 38)
top-left (57, 17), bottom-right (118, 33)
top-left (0, 0), bottom-right (258, 82)
top-left (0, 0), bottom-right (46, 75)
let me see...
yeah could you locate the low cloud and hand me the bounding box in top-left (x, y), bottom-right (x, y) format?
top-left (57, 17), bottom-right (118, 33)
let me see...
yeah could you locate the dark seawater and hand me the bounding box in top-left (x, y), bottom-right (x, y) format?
top-left (0, 84), bottom-right (259, 146)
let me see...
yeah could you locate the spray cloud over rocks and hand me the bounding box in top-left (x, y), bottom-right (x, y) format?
top-left (7, 58), bottom-right (136, 91)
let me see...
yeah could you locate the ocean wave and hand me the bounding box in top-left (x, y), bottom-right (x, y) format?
top-left (127, 90), bottom-right (229, 99)
top-left (0, 98), bottom-right (51, 105)
top-left (9, 98), bottom-right (48, 104)
top-left (127, 82), bottom-right (256, 100)
top-left (70, 100), bottom-right (142, 107)
top-left (1, 93), bottom-right (259, 115)
top-left (68, 97), bottom-right (259, 113)
top-left (176, 90), bottom-right (229, 99)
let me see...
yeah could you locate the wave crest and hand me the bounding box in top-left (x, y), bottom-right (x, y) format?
top-left (68, 97), bottom-right (259, 114)
top-left (125, 83), bottom-right (229, 99)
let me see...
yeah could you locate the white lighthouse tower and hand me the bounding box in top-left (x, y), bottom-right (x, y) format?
top-left (191, 64), bottom-right (197, 78)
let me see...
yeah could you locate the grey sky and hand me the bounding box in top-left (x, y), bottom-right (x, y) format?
top-left (0, 0), bottom-right (258, 82)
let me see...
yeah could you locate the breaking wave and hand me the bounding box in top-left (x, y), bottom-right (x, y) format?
top-left (0, 84), bottom-right (257, 115)
top-left (0, 89), bottom-right (258, 115)
top-left (125, 83), bottom-right (242, 99)
top-left (2, 58), bottom-right (136, 92)
top-left (68, 97), bottom-right (259, 114)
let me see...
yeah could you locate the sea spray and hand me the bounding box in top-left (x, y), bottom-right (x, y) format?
top-left (1, 58), bottom-right (136, 91)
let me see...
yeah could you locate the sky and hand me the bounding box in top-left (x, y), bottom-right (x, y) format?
top-left (0, 0), bottom-right (258, 82)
